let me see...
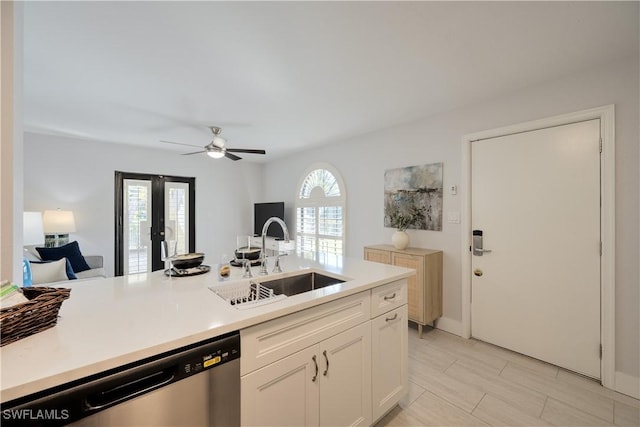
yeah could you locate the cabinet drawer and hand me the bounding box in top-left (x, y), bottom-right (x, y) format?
top-left (241, 291), bottom-right (370, 375)
top-left (370, 279), bottom-right (407, 318)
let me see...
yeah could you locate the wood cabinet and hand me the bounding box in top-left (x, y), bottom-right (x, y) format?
top-left (364, 245), bottom-right (443, 338)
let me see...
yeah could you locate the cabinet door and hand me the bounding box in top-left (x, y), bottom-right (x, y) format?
top-left (364, 248), bottom-right (391, 264)
top-left (319, 322), bottom-right (372, 427)
top-left (371, 305), bottom-right (408, 422)
top-left (241, 345), bottom-right (320, 427)
top-left (392, 253), bottom-right (424, 324)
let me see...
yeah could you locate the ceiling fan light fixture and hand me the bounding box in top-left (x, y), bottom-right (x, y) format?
top-left (207, 150), bottom-right (225, 159)
top-left (161, 125), bottom-right (265, 161)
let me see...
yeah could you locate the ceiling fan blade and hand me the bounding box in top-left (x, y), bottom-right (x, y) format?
top-left (181, 150), bottom-right (207, 156)
top-left (225, 148), bottom-right (266, 155)
top-left (224, 151), bottom-right (242, 161)
top-left (160, 140), bottom-right (204, 149)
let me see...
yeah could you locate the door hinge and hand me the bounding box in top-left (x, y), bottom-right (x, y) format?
top-left (599, 241), bottom-right (603, 256)
top-left (599, 344), bottom-right (603, 359)
top-left (599, 138), bottom-right (603, 153)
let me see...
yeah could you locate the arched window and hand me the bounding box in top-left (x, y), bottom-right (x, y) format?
top-left (295, 164), bottom-right (346, 263)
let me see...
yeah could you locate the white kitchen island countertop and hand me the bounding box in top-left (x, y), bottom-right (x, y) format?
top-left (0, 255), bottom-right (413, 403)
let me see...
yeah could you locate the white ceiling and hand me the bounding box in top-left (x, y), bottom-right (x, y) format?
top-left (23, 1), bottom-right (638, 162)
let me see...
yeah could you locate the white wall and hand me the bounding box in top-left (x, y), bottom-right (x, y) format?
top-left (24, 133), bottom-right (264, 276)
top-left (263, 57), bottom-right (639, 380)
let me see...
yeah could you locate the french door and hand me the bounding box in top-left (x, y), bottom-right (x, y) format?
top-left (115, 172), bottom-right (195, 276)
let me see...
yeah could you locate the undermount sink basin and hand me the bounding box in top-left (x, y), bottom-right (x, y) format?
top-left (209, 270), bottom-right (348, 309)
top-left (260, 272), bottom-right (345, 297)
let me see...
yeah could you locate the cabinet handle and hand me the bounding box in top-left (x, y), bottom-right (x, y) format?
top-left (312, 355), bottom-right (318, 382)
top-left (323, 350), bottom-right (329, 376)
top-left (385, 313), bottom-right (398, 322)
top-left (383, 293), bottom-right (396, 301)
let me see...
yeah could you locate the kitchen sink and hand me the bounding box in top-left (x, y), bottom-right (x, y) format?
top-left (259, 272), bottom-right (345, 297)
top-left (209, 271), bottom-right (347, 309)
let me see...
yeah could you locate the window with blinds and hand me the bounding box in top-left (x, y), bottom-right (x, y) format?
top-left (295, 165), bottom-right (346, 262)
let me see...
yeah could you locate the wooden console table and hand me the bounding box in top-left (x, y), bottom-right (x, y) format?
top-left (364, 245), bottom-right (443, 338)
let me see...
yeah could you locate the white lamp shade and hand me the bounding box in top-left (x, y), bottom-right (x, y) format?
top-left (43, 210), bottom-right (76, 234)
top-left (23, 212), bottom-right (44, 246)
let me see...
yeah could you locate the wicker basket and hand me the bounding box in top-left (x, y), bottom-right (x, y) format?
top-left (0, 287), bottom-right (71, 346)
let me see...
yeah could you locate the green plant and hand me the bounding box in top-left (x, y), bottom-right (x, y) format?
top-left (387, 204), bottom-right (425, 231)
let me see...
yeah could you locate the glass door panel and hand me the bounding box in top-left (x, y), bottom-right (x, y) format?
top-left (164, 182), bottom-right (189, 269)
top-left (123, 179), bottom-right (152, 274)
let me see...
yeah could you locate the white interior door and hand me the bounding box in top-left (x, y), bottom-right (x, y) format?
top-left (471, 119), bottom-right (601, 379)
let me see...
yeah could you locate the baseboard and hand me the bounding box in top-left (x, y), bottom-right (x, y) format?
top-left (615, 371), bottom-right (640, 399)
top-left (434, 316), bottom-right (463, 337)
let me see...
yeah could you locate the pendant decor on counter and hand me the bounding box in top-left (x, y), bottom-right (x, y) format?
top-left (392, 230), bottom-right (410, 250)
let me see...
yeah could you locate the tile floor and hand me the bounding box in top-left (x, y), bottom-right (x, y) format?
top-left (375, 325), bottom-right (640, 427)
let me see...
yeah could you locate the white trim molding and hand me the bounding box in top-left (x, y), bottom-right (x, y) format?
top-left (460, 105), bottom-right (616, 390)
top-left (434, 316), bottom-right (463, 337)
top-left (615, 371), bottom-right (640, 400)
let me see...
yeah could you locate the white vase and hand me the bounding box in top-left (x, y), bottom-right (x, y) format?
top-left (392, 230), bottom-right (409, 250)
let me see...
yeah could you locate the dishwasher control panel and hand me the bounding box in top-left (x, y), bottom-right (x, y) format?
top-left (178, 332), bottom-right (240, 380)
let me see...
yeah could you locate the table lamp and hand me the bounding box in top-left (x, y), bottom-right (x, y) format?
top-left (43, 209), bottom-right (76, 248)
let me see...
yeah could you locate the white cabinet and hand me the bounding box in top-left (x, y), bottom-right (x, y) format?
top-left (241, 280), bottom-right (407, 427)
top-left (319, 322), bottom-right (371, 427)
top-left (371, 305), bottom-right (408, 421)
top-left (241, 322), bottom-right (371, 427)
top-left (241, 292), bottom-right (370, 375)
top-left (370, 279), bottom-right (407, 318)
top-left (241, 345), bottom-right (320, 427)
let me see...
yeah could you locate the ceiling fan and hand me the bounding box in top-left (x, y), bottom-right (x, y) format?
top-left (161, 126), bottom-right (266, 161)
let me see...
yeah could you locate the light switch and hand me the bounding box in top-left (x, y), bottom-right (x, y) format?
top-left (448, 211), bottom-right (460, 224)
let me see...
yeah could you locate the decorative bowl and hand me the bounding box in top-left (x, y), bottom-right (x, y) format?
top-left (234, 247), bottom-right (261, 261)
top-left (172, 253), bottom-right (205, 269)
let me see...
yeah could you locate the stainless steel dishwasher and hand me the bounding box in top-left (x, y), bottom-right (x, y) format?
top-left (2, 331), bottom-right (240, 426)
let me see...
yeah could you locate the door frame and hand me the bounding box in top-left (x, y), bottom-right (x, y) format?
top-left (460, 105), bottom-right (615, 388)
top-left (114, 171), bottom-right (196, 276)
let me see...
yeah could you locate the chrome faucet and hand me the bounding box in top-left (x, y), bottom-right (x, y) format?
top-left (273, 253), bottom-right (287, 273)
top-left (260, 217), bottom-right (290, 275)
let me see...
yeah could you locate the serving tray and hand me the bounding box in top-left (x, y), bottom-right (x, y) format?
top-left (164, 265), bottom-right (211, 277)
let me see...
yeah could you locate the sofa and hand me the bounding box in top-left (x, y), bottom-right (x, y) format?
top-left (25, 243), bottom-right (106, 285)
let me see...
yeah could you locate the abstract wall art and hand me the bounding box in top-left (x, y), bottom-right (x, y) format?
top-left (384, 163), bottom-right (443, 231)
